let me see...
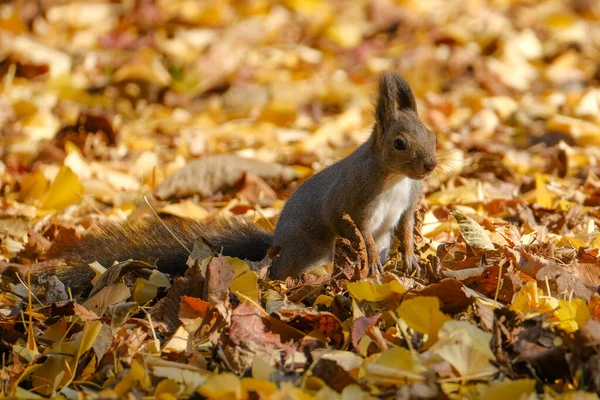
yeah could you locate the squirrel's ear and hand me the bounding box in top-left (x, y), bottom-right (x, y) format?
top-left (376, 72), bottom-right (417, 127)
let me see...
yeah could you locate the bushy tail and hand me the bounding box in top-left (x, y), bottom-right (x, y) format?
top-left (50, 216), bottom-right (273, 274)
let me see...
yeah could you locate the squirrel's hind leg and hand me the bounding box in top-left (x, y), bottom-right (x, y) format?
top-left (269, 236), bottom-right (333, 280)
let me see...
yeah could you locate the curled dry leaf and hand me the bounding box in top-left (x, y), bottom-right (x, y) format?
top-left (82, 283), bottom-right (131, 316)
top-left (155, 155), bottom-right (296, 199)
top-left (451, 210), bottom-right (495, 251)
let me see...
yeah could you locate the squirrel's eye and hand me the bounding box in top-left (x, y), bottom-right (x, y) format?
top-left (394, 138), bottom-right (406, 150)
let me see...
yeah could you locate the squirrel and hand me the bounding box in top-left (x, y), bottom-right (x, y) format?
top-left (50, 72), bottom-right (437, 280)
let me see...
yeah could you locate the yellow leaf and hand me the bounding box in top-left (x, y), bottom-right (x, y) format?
top-left (133, 278), bottom-right (155, 304)
top-left (19, 172), bottom-right (47, 204)
top-left (241, 378), bottom-right (277, 396)
top-left (155, 379), bottom-right (181, 396)
top-left (325, 21), bottom-right (363, 48)
top-left (12, 100), bottom-right (38, 118)
top-left (77, 320), bottom-right (102, 359)
top-left (114, 359), bottom-right (152, 396)
top-left (555, 236), bottom-right (587, 249)
top-left (590, 234), bottom-right (600, 249)
top-left (430, 321), bottom-right (497, 379)
top-left (228, 257), bottom-right (259, 302)
top-left (396, 297), bottom-right (450, 349)
top-left (197, 373), bottom-right (243, 399)
top-left (133, 270), bottom-right (170, 304)
top-left (347, 279), bottom-right (406, 302)
top-left (481, 379), bottom-right (536, 400)
top-left (290, 165), bottom-right (313, 178)
top-left (544, 14), bottom-right (575, 28)
top-left (549, 299), bottom-right (590, 333)
top-left (558, 198), bottom-right (577, 212)
top-left (357, 335), bottom-right (372, 358)
top-left (64, 140), bottom-right (81, 155)
top-left (511, 281), bottom-right (542, 314)
top-left (314, 295), bottom-right (334, 307)
top-left (364, 347), bottom-right (425, 384)
top-left (284, 0), bottom-right (332, 20)
top-left (41, 166), bottom-right (84, 210)
top-left (511, 281), bottom-right (558, 317)
top-left (535, 173), bottom-right (554, 209)
top-left (156, 394), bottom-right (178, 400)
top-left (79, 354), bottom-right (97, 381)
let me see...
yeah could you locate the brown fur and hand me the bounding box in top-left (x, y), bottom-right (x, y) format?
top-left (270, 72), bottom-right (437, 279)
top-left (50, 216), bottom-right (272, 274)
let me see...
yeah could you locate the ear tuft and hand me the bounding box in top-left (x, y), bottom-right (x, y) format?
top-left (375, 72), bottom-right (417, 128)
top-left (393, 73), bottom-right (417, 112)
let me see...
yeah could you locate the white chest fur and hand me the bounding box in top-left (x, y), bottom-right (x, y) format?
top-left (368, 175), bottom-right (413, 247)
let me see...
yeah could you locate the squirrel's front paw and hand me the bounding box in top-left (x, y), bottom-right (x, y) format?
top-left (368, 259), bottom-right (383, 276)
top-left (367, 245), bottom-right (383, 275)
top-left (402, 253), bottom-right (421, 275)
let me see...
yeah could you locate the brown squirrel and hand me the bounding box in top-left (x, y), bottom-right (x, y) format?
top-left (52, 72), bottom-right (437, 279)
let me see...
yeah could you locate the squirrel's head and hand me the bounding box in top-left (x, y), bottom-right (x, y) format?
top-left (373, 72), bottom-right (437, 180)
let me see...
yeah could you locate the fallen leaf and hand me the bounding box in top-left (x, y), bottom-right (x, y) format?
top-left (347, 279), bottom-right (406, 302)
top-left (83, 283), bottom-right (131, 316)
top-left (452, 210), bottom-right (495, 251)
top-left (41, 166), bottom-right (84, 210)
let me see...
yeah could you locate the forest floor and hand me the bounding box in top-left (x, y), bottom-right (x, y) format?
top-left (1, 0), bottom-right (600, 398)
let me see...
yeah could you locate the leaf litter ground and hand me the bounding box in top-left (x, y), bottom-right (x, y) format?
top-left (1, 0), bottom-right (600, 398)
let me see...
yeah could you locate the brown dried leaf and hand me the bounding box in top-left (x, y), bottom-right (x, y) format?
top-left (155, 155), bottom-right (296, 199)
top-left (82, 283), bottom-right (131, 316)
top-left (204, 255), bottom-right (233, 307)
top-left (417, 278), bottom-right (475, 314)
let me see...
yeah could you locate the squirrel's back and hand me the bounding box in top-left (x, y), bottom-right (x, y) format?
top-left (50, 216), bottom-right (273, 273)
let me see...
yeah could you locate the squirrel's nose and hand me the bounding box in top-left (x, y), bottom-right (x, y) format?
top-left (423, 159), bottom-right (437, 172)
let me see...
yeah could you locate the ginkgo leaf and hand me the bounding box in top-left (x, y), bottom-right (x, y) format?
top-left (228, 257), bottom-right (259, 302)
top-left (396, 296), bottom-right (450, 349)
top-left (19, 171), bottom-right (47, 204)
top-left (41, 166), bottom-right (84, 210)
top-left (511, 281), bottom-right (558, 316)
top-left (430, 321), bottom-right (497, 379)
top-left (549, 299), bottom-right (591, 333)
top-left (77, 320), bottom-right (103, 359)
top-left (535, 173), bottom-right (554, 209)
top-left (451, 210), bottom-right (494, 250)
top-left (114, 360), bottom-right (152, 396)
top-left (364, 347), bottom-right (426, 384)
top-left (481, 379), bottom-right (536, 400)
top-left (133, 270), bottom-right (170, 304)
top-left (154, 379), bottom-right (181, 397)
top-left (347, 279), bottom-right (406, 302)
